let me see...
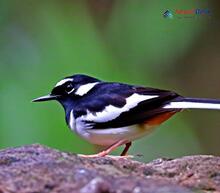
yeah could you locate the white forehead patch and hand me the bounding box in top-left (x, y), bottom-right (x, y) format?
top-left (75, 82), bottom-right (99, 96)
top-left (55, 78), bottom-right (73, 87)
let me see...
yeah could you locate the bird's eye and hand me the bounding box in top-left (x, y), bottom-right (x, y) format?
top-left (65, 83), bottom-right (74, 93)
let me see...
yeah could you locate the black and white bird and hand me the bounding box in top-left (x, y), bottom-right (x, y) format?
top-left (33, 74), bottom-right (220, 157)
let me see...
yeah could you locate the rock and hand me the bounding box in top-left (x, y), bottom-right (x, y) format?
top-left (0, 144), bottom-right (219, 193)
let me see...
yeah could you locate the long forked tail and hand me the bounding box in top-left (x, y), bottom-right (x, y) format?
top-left (163, 97), bottom-right (220, 110)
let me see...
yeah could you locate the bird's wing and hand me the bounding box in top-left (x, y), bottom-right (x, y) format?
top-left (75, 83), bottom-right (182, 129)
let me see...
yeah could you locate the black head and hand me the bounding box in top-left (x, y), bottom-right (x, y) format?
top-left (32, 74), bottom-right (100, 104)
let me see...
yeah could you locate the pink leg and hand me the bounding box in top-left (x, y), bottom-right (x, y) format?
top-left (79, 140), bottom-right (127, 158)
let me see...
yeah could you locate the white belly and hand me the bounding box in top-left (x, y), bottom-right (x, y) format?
top-left (74, 123), bottom-right (157, 146)
top-left (69, 110), bottom-right (157, 146)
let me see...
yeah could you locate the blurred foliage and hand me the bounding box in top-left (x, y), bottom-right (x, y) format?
top-left (0, 0), bottom-right (219, 161)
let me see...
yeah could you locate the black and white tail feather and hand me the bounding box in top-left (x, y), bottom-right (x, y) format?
top-left (164, 97), bottom-right (220, 110)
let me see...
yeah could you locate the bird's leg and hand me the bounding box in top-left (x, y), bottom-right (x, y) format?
top-left (120, 142), bottom-right (132, 156)
top-left (78, 140), bottom-right (128, 158)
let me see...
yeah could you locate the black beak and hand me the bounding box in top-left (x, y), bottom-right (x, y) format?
top-left (32, 94), bottom-right (60, 102)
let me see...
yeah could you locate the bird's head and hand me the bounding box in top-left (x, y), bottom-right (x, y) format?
top-left (32, 74), bottom-right (100, 108)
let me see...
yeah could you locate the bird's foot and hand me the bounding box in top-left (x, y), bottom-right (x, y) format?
top-left (78, 140), bottom-right (134, 159)
top-left (106, 155), bottom-right (134, 159)
top-left (78, 153), bottom-right (134, 159)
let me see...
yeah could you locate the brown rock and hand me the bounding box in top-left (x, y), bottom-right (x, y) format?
top-left (0, 144), bottom-right (219, 193)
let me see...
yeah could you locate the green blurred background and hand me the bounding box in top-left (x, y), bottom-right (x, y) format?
top-left (1, 0), bottom-right (220, 162)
